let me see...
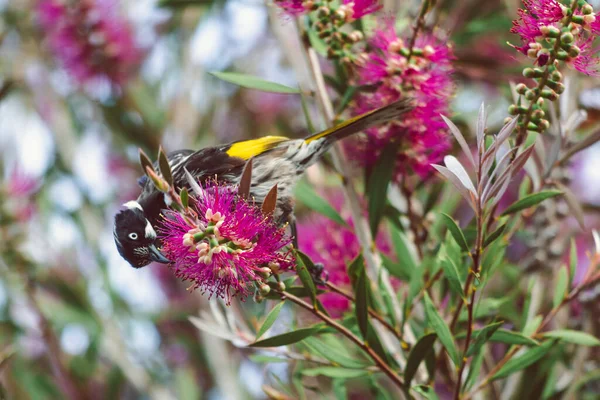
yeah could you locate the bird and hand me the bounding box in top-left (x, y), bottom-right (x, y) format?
top-left (113, 98), bottom-right (413, 268)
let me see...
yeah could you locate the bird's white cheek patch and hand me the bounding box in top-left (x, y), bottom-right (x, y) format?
top-left (123, 201), bottom-right (143, 211)
top-left (145, 219), bottom-right (157, 240)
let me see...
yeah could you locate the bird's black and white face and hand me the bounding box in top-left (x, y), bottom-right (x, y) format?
top-left (113, 201), bottom-right (170, 268)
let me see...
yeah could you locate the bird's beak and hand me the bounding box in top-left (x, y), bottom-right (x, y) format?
top-left (149, 244), bottom-right (170, 264)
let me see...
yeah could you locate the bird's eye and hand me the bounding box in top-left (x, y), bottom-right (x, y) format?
top-left (128, 232), bottom-right (138, 240)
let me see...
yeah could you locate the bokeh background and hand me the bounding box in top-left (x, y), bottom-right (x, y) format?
top-left (0, 0), bottom-right (599, 398)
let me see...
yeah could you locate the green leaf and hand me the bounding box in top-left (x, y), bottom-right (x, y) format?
top-left (382, 255), bottom-right (411, 281)
top-left (553, 266), bottom-right (568, 309)
top-left (492, 340), bottom-right (554, 380)
top-left (301, 367), bottom-right (369, 379)
top-left (501, 190), bottom-right (562, 216)
top-left (295, 181), bottom-right (347, 227)
top-left (355, 268), bottom-right (369, 340)
top-left (333, 379), bottom-right (348, 400)
top-left (209, 71), bottom-right (301, 94)
top-left (489, 329), bottom-right (539, 347)
top-left (542, 330), bottom-right (600, 346)
top-left (250, 327), bottom-right (319, 347)
top-left (248, 355), bottom-right (288, 363)
top-left (179, 187), bottom-right (189, 208)
top-left (412, 385), bottom-right (440, 400)
top-left (389, 224), bottom-right (417, 271)
top-left (441, 257), bottom-right (465, 299)
top-left (465, 350), bottom-right (485, 390)
top-left (423, 293), bottom-right (460, 366)
top-left (523, 315), bottom-right (543, 337)
top-left (367, 143), bottom-right (399, 236)
top-left (138, 148), bottom-right (154, 176)
top-left (569, 239), bottom-right (577, 287)
top-left (303, 336), bottom-right (371, 368)
top-left (366, 322), bottom-right (390, 364)
top-left (158, 146), bottom-right (173, 186)
top-left (175, 368), bottom-right (201, 400)
top-left (295, 250), bottom-right (317, 307)
top-left (256, 301), bottom-right (285, 340)
top-left (307, 28), bottom-right (328, 57)
top-left (467, 321), bottom-right (504, 357)
top-left (439, 213), bottom-right (470, 252)
top-left (483, 223), bottom-right (506, 248)
top-left (405, 333), bottom-right (437, 386)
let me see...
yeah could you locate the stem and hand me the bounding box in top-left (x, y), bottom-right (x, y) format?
top-left (400, 181), bottom-right (424, 259)
top-left (325, 282), bottom-right (403, 343)
top-left (277, 290), bottom-right (406, 391)
top-left (406, 0), bottom-right (431, 62)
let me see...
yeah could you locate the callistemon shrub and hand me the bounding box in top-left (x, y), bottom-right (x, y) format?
top-left (159, 182), bottom-right (293, 304)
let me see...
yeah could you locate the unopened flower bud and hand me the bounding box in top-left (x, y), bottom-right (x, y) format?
top-left (541, 25), bottom-right (561, 38)
top-left (527, 48), bottom-right (539, 59)
top-left (254, 292), bottom-right (264, 303)
top-left (508, 105), bottom-right (520, 115)
top-left (525, 89), bottom-right (537, 100)
top-left (258, 267), bottom-right (272, 279)
top-left (537, 97), bottom-right (545, 107)
top-left (515, 83), bottom-right (528, 94)
top-left (349, 30), bottom-right (363, 42)
top-left (582, 4), bottom-right (594, 15)
top-left (583, 14), bottom-right (596, 25)
top-left (523, 68), bottom-right (535, 78)
top-left (560, 32), bottom-right (574, 44)
top-left (317, 6), bottom-right (330, 17)
top-left (259, 284), bottom-right (271, 296)
top-left (503, 117), bottom-right (513, 125)
top-left (532, 109), bottom-right (545, 121)
top-left (268, 262), bottom-right (281, 274)
top-left (568, 45), bottom-right (580, 58)
top-left (277, 281), bottom-right (286, 291)
top-left (334, 9), bottom-right (346, 21)
top-left (541, 88), bottom-right (558, 101)
top-left (551, 70), bottom-right (562, 81)
top-left (539, 119), bottom-right (550, 131)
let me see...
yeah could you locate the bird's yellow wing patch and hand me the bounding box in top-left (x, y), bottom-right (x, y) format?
top-left (226, 136), bottom-right (289, 160)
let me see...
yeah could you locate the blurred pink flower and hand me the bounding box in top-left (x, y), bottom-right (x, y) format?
top-left (159, 182), bottom-right (292, 304)
top-left (571, 37), bottom-right (600, 76)
top-left (343, 0), bottom-right (382, 20)
top-left (345, 17), bottom-right (455, 179)
top-left (2, 170), bottom-right (39, 222)
top-left (36, 0), bottom-right (141, 88)
top-left (273, 0), bottom-right (310, 16)
top-left (297, 193), bottom-right (393, 316)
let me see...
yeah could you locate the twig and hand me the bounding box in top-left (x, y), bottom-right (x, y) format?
top-left (325, 282), bottom-right (403, 342)
top-left (406, 0), bottom-right (431, 62)
top-left (277, 290), bottom-right (407, 391)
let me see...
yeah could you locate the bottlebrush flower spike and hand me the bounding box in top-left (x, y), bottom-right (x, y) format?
top-left (345, 17), bottom-right (455, 180)
top-left (159, 181), bottom-right (292, 304)
top-left (342, 0), bottom-right (382, 20)
top-left (273, 0), bottom-right (312, 16)
top-left (36, 0), bottom-right (141, 89)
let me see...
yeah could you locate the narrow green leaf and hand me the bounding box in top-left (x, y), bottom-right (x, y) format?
top-left (295, 181), bottom-right (347, 227)
top-left (412, 385), bottom-right (440, 400)
top-left (423, 293), bottom-right (460, 366)
top-left (336, 86), bottom-right (357, 114)
top-left (542, 330), bottom-right (600, 346)
top-left (489, 329), bottom-right (539, 346)
top-left (523, 315), bottom-right (543, 337)
top-left (179, 187), bottom-right (189, 208)
top-left (138, 148), bottom-right (154, 176)
top-left (307, 29), bottom-right (328, 57)
top-left (333, 379), bottom-right (348, 400)
top-left (483, 223), bottom-right (506, 248)
top-left (405, 333), bottom-right (437, 386)
top-left (501, 190), bottom-right (562, 216)
top-left (441, 258), bottom-right (465, 299)
top-left (389, 224), bottom-right (417, 271)
top-left (248, 355), bottom-right (288, 363)
top-left (553, 266), bottom-right (568, 309)
top-left (355, 268), bottom-right (369, 340)
top-left (492, 340), bottom-right (554, 380)
top-left (303, 336), bottom-right (371, 368)
top-left (256, 301), bottom-right (285, 340)
top-left (295, 251), bottom-right (317, 307)
top-left (439, 213), bottom-right (470, 252)
top-left (250, 327), bottom-right (319, 347)
top-left (301, 367), bottom-right (369, 379)
top-left (158, 146), bottom-right (173, 186)
top-left (209, 71), bottom-right (300, 94)
top-left (368, 143), bottom-right (400, 236)
top-left (569, 239), bottom-right (577, 287)
top-left (300, 95), bottom-right (316, 133)
top-left (466, 321), bottom-right (504, 357)
top-left (381, 255), bottom-right (411, 281)
top-left (465, 349), bottom-right (484, 390)
top-left (366, 322), bottom-right (389, 363)
top-left (346, 254), bottom-right (364, 288)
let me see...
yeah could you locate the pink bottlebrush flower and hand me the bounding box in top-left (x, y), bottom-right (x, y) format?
top-left (273, 0), bottom-right (310, 16)
top-left (345, 18), bottom-right (454, 179)
top-left (510, 0), bottom-right (565, 44)
top-left (36, 0), bottom-right (141, 88)
top-left (297, 193), bottom-right (393, 317)
top-left (159, 182), bottom-right (292, 304)
top-left (571, 36), bottom-right (600, 76)
top-left (342, 0), bottom-right (382, 20)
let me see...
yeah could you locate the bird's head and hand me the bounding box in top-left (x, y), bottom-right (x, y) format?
top-left (113, 201), bottom-right (170, 268)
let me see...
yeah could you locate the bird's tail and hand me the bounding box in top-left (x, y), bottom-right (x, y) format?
top-left (303, 98), bottom-right (413, 145)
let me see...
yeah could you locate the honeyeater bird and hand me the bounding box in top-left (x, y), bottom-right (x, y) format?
top-left (113, 98), bottom-right (413, 268)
